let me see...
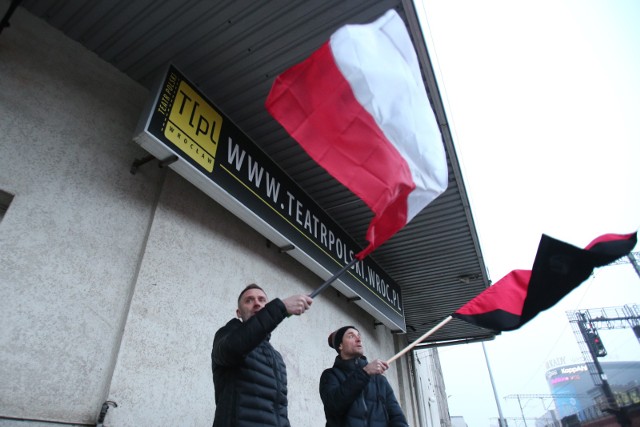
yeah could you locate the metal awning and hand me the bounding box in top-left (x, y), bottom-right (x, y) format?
top-left (15, 0), bottom-right (497, 345)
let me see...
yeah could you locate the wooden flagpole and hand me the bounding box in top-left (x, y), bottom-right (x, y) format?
top-left (387, 316), bottom-right (452, 364)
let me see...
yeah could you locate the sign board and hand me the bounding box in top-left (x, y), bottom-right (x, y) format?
top-left (133, 65), bottom-right (405, 331)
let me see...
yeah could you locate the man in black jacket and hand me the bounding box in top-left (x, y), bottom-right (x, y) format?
top-left (319, 326), bottom-right (409, 427)
top-left (211, 283), bottom-right (312, 427)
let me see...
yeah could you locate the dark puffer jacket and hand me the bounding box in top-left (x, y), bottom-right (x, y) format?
top-left (319, 356), bottom-right (409, 427)
top-left (211, 299), bottom-right (290, 427)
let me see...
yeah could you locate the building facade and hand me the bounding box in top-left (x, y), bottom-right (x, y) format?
top-left (414, 348), bottom-right (452, 427)
top-left (0, 4), bottom-right (427, 426)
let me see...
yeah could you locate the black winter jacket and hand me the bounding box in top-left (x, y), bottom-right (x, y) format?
top-left (211, 299), bottom-right (290, 427)
top-left (319, 356), bottom-right (409, 427)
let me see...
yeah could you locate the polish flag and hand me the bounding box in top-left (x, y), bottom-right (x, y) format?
top-left (265, 9), bottom-right (448, 259)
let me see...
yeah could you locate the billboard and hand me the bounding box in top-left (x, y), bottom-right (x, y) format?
top-left (546, 361), bottom-right (640, 420)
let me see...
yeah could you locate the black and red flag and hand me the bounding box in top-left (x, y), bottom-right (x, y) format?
top-left (452, 231), bottom-right (638, 331)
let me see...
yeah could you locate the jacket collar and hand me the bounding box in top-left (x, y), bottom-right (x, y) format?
top-left (333, 355), bottom-right (367, 370)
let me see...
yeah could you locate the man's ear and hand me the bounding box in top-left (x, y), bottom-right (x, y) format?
top-left (236, 309), bottom-right (241, 319)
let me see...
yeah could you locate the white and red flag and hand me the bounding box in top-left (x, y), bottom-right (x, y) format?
top-left (266, 9), bottom-right (448, 259)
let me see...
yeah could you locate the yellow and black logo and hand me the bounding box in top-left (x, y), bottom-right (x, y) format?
top-left (164, 80), bottom-right (222, 172)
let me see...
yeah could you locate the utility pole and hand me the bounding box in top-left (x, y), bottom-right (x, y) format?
top-left (575, 314), bottom-right (622, 422)
top-left (514, 394), bottom-right (527, 427)
top-left (482, 342), bottom-right (508, 427)
top-left (628, 252), bottom-right (640, 278)
top-left (566, 307), bottom-right (639, 427)
top-left (607, 251), bottom-right (640, 278)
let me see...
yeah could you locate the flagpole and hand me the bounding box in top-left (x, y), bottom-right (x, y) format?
top-left (482, 342), bottom-right (508, 427)
top-left (386, 316), bottom-right (452, 364)
top-left (309, 258), bottom-right (359, 298)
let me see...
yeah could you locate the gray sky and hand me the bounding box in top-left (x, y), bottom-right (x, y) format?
top-left (415, 1), bottom-right (640, 426)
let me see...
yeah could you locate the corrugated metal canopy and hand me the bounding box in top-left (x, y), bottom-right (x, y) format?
top-left (15, 0), bottom-right (498, 345)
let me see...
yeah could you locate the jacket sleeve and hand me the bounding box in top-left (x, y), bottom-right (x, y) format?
top-left (212, 298), bottom-right (287, 367)
top-left (319, 366), bottom-right (370, 416)
top-left (382, 377), bottom-right (409, 427)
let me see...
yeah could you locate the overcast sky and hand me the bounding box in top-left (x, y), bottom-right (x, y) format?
top-left (415, 1), bottom-right (640, 426)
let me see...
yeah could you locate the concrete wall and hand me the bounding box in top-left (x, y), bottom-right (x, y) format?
top-left (0, 2), bottom-right (163, 424)
top-left (0, 2), bottom-right (417, 426)
top-left (103, 171), bottom-right (399, 426)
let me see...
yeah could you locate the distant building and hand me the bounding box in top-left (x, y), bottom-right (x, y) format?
top-left (545, 361), bottom-right (640, 420)
top-left (451, 415), bottom-right (468, 427)
top-left (414, 348), bottom-right (452, 427)
top-left (535, 408), bottom-right (560, 427)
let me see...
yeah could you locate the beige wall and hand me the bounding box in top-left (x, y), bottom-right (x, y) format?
top-left (0, 2), bottom-right (417, 425)
top-left (0, 1), bottom-right (162, 424)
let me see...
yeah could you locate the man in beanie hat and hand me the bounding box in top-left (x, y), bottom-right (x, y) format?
top-left (319, 326), bottom-right (409, 427)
